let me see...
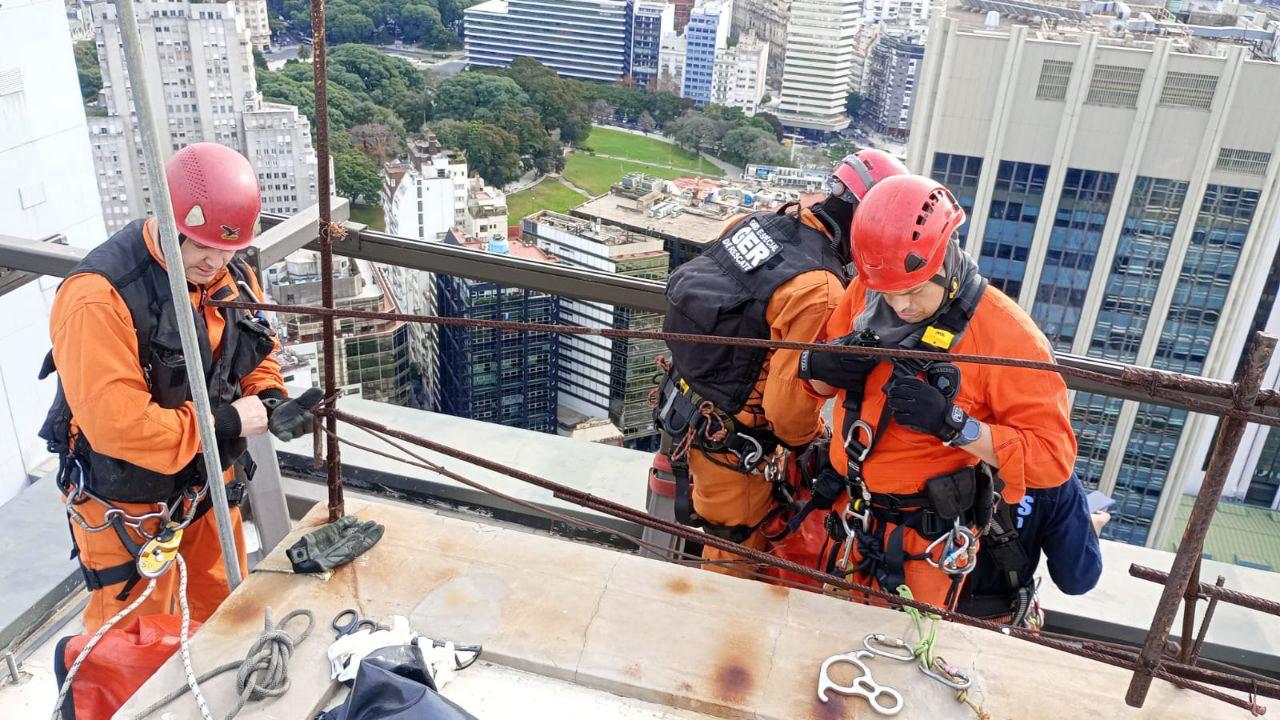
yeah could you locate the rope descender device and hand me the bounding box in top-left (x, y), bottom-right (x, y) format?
top-left (817, 648), bottom-right (904, 716)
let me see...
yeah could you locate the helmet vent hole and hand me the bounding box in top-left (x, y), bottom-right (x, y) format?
top-left (904, 253), bottom-right (926, 272)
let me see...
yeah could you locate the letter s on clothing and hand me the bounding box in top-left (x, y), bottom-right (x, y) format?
top-left (1016, 495), bottom-right (1034, 530)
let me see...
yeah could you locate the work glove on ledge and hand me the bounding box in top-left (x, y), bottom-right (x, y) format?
top-left (288, 515), bottom-right (386, 574)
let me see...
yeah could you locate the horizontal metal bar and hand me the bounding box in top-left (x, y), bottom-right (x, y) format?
top-left (4, 214), bottom-right (1279, 420)
top-left (328, 226), bottom-right (669, 313)
top-left (0, 234), bottom-right (80, 286)
top-left (253, 198), bottom-right (349, 272)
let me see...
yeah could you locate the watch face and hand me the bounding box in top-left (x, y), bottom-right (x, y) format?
top-left (962, 417), bottom-right (981, 443)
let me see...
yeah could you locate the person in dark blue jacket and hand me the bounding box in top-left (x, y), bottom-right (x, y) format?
top-left (958, 473), bottom-right (1105, 626)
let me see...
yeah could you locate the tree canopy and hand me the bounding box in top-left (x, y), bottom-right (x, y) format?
top-left (431, 120), bottom-right (524, 187)
top-left (269, 0), bottom-right (465, 48)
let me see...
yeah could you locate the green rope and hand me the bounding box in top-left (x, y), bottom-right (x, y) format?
top-left (898, 584), bottom-right (939, 670)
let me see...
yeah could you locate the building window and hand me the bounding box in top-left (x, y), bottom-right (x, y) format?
top-left (1159, 71), bottom-right (1217, 110)
top-left (930, 153), bottom-right (983, 247)
top-left (1032, 168), bottom-right (1118, 351)
top-left (1107, 184), bottom-right (1258, 545)
top-left (1085, 64), bottom-right (1144, 109)
top-left (1035, 60), bottom-right (1072, 101)
top-left (1215, 148), bottom-right (1272, 176)
top-left (979, 160), bottom-right (1049, 299)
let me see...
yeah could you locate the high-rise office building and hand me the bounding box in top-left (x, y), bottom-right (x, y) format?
top-left (523, 211), bottom-right (668, 449)
top-left (730, 0), bottom-right (790, 91)
top-left (629, 0), bottom-right (675, 88)
top-left (464, 0), bottom-right (631, 82)
top-left (88, 0), bottom-right (320, 232)
top-left (437, 231), bottom-right (560, 433)
top-left (908, 10), bottom-right (1280, 547)
top-left (681, 0), bottom-right (732, 106)
top-left (0, 0), bottom-right (108, 504)
top-left (711, 33), bottom-right (769, 114)
top-left (777, 0), bottom-right (861, 135)
top-left (864, 30), bottom-right (925, 139)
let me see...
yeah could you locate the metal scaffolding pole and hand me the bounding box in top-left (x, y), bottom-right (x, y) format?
top-left (113, 0), bottom-right (241, 588)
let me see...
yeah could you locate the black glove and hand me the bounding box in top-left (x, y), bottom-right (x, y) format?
top-left (288, 515), bottom-right (385, 574)
top-left (263, 387), bottom-right (324, 442)
top-left (886, 376), bottom-right (968, 442)
top-left (798, 336), bottom-right (879, 393)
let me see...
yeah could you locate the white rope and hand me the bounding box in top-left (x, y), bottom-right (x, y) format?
top-left (175, 554), bottom-right (216, 720)
top-left (52, 576), bottom-right (158, 720)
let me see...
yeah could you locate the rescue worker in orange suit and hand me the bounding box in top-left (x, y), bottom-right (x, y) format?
top-left (40, 143), bottom-right (317, 632)
top-left (798, 174), bottom-right (1077, 608)
top-left (654, 150), bottom-right (907, 577)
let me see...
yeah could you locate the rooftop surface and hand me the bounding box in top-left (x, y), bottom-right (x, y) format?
top-left (117, 501), bottom-right (1253, 719)
top-left (1169, 494), bottom-right (1280, 572)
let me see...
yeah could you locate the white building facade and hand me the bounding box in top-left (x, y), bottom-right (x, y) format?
top-left (907, 12), bottom-right (1280, 548)
top-left (464, 0), bottom-right (631, 82)
top-left (711, 33), bottom-right (769, 114)
top-left (0, 0), bottom-right (108, 504)
top-left (657, 31), bottom-right (688, 93)
top-left (230, 0), bottom-right (271, 50)
top-left (381, 136), bottom-right (470, 412)
top-left (730, 0), bottom-right (790, 91)
top-left (776, 0), bottom-right (861, 135)
top-left (89, 0), bottom-right (319, 232)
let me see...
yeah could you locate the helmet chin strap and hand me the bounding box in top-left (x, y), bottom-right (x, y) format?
top-left (810, 197), bottom-right (854, 267)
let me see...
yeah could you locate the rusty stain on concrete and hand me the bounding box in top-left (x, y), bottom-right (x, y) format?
top-left (666, 576), bottom-right (694, 595)
top-left (713, 663), bottom-right (755, 705)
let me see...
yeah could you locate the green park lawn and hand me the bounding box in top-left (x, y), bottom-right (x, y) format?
top-left (506, 178), bottom-right (589, 222)
top-left (581, 127), bottom-right (714, 174)
top-left (562, 154), bottom-right (706, 196)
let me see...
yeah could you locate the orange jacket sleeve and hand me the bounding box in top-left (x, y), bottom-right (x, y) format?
top-left (761, 269), bottom-right (845, 447)
top-left (978, 311), bottom-right (1077, 497)
top-left (236, 266), bottom-right (286, 398)
top-left (50, 274), bottom-right (204, 475)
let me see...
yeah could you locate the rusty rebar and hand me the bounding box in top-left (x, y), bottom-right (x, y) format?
top-left (1127, 332), bottom-right (1277, 707)
top-left (1130, 564), bottom-right (1280, 617)
top-left (1180, 556), bottom-right (1202, 664)
top-left (309, 0), bottom-right (342, 522)
top-left (1191, 576), bottom-right (1227, 662)
top-left (215, 300), bottom-right (1280, 428)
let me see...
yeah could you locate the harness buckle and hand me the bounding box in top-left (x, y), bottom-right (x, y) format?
top-left (843, 420), bottom-right (873, 464)
top-left (735, 433), bottom-right (764, 471)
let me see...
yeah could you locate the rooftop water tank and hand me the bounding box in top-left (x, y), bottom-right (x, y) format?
top-left (986, 10), bottom-right (1000, 26)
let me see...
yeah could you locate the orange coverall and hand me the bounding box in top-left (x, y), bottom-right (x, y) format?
top-left (690, 209), bottom-right (844, 575)
top-left (50, 219), bottom-right (284, 631)
top-left (814, 280), bottom-right (1076, 606)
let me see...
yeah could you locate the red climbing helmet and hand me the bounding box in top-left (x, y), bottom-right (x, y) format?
top-left (850, 174), bottom-right (966, 293)
top-left (166, 143), bottom-right (261, 250)
top-left (828, 148), bottom-right (909, 204)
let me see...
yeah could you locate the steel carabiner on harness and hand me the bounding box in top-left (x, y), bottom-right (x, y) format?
top-left (925, 518), bottom-right (978, 576)
top-left (817, 649), bottom-right (903, 716)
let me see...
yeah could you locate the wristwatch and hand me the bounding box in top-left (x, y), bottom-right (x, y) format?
top-left (947, 416), bottom-right (982, 448)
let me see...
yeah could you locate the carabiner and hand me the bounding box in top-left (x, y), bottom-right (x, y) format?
top-left (843, 420), bottom-right (874, 463)
top-left (920, 656), bottom-right (973, 690)
top-left (737, 433), bottom-right (764, 470)
top-left (817, 649), bottom-right (903, 716)
top-left (862, 634), bottom-right (916, 663)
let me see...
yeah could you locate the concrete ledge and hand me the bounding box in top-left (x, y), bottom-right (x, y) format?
top-left (276, 395), bottom-right (653, 539)
top-left (122, 501), bottom-right (1250, 719)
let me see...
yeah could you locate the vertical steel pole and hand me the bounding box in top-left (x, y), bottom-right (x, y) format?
top-left (1126, 332), bottom-right (1276, 706)
top-left (114, 0), bottom-right (241, 589)
top-left (310, 0), bottom-right (344, 521)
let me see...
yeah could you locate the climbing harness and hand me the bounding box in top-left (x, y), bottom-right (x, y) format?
top-left (817, 649), bottom-right (903, 716)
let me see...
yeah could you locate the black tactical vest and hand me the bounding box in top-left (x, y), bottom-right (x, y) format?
top-left (39, 219), bottom-right (277, 502)
top-left (663, 207), bottom-right (848, 414)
